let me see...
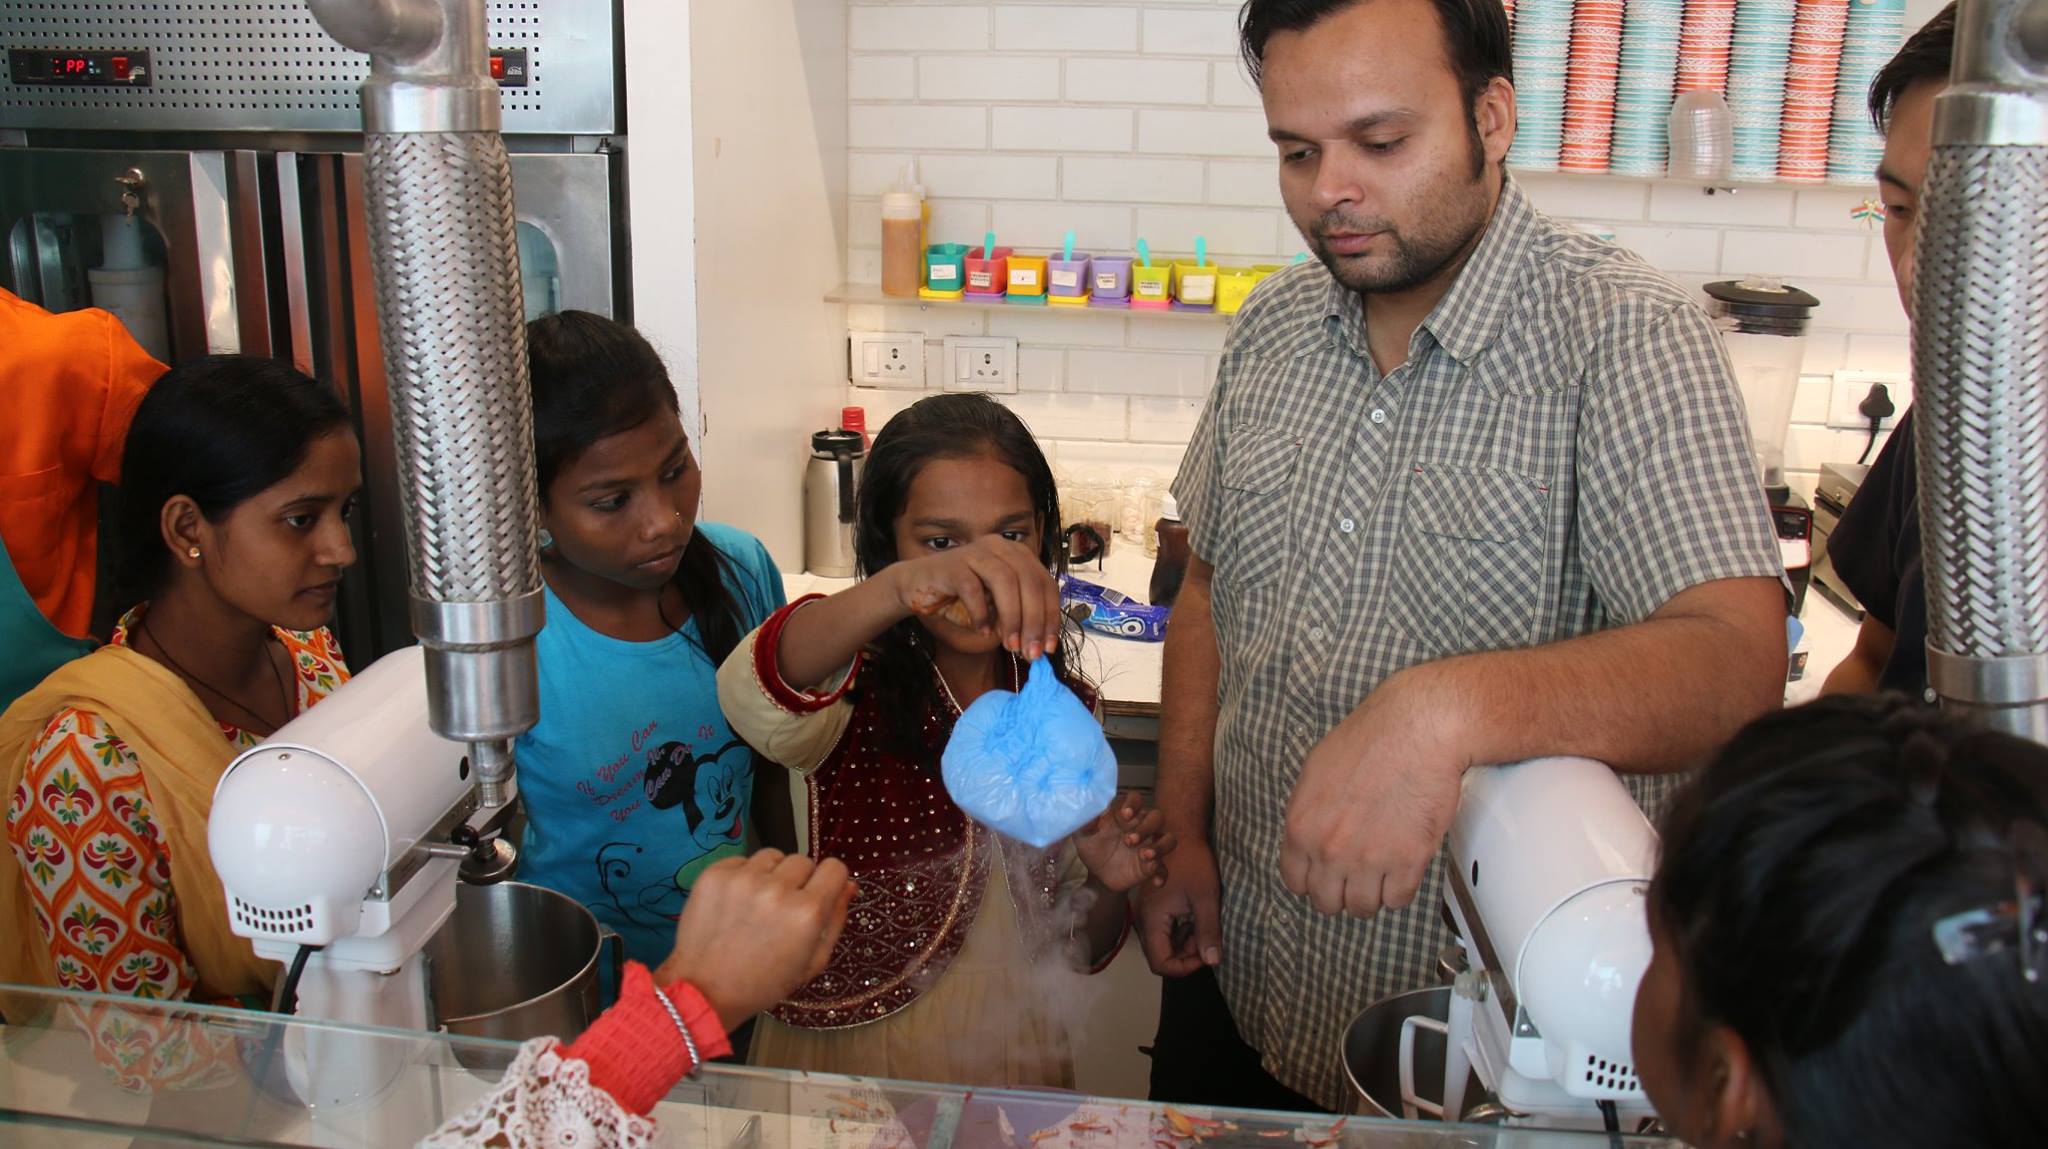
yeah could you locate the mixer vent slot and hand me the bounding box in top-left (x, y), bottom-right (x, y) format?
top-left (1582, 1055), bottom-right (1639, 1092)
top-left (233, 896), bottom-right (314, 935)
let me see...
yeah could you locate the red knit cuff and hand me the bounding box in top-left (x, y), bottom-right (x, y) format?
top-left (565, 961), bottom-right (731, 1116)
top-left (753, 596), bottom-right (863, 713)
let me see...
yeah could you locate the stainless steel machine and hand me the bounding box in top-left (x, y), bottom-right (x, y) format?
top-left (1913, 0), bottom-right (2048, 741)
top-left (1, 1), bottom-right (627, 663)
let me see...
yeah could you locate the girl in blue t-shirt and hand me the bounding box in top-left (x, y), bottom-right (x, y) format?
top-left (515, 310), bottom-right (786, 972)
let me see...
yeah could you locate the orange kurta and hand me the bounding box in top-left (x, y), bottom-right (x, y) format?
top-left (0, 289), bottom-right (165, 638)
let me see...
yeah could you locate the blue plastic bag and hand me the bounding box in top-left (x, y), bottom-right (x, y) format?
top-left (941, 656), bottom-right (1118, 848)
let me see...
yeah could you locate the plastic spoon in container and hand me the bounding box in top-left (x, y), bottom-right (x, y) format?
top-left (985, 231), bottom-right (997, 260)
top-left (1064, 231), bottom-right (1076, 263)
top-left (1136, 239), bottom-right (1153, 268)
top-left (1195, 236), bottom-right (1207, 268)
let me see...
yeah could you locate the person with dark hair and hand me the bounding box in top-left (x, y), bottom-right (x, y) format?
top-left (512, 310), bottom-right (788, 978)
top-left (1139, 0), bottom-right (1788, 1110)
top-left (0, 288), bottom-right (165, 711)
top-left (1823, 3), bottom-right (1958, 700)
top-left (716, 392), bottom-right (1172, 1089)
top-left (1633, 692), bottom-right (2048, 1147)
top-left (0, 354), bottom-right (358, 1079)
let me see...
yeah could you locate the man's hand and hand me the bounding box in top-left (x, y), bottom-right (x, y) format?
top-left (1136, 834), bottom-right (1223, 976)
top-left (1279, 667), bottom-right (1466, 918)
top-left (655, 850), bottom-right (855, 1031)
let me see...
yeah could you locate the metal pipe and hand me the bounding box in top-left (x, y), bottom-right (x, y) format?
top-left (1915, 0), bottom-right (2048, 742)
top-left (310, 0), bottom-right (543, 803)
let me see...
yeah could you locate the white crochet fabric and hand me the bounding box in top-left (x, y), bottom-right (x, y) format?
top-left (418, 1039), bottom-right (658, 1149)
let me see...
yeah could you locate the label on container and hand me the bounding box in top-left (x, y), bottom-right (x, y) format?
top-left (969, 270), bottom-right (995, 289)
top-left (1095, 272), bottom-right (1121, 292)
top-left (930, 262), bottom-right (958, 280)
top-left (1011, 268), bottom-right (1040, 288)
top-left (1051, 269), bottom-right (1080, 290)
top-left (1182, 277), bottom-right (1216, 304)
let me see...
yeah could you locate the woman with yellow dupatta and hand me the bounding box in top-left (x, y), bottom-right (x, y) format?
top-left (0, 355), bottom-right (359, 1089)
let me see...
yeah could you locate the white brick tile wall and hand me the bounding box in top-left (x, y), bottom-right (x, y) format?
top-left (1211, 62), bottom-right (1261, 108)
top-left (1647, 183), bottom-right (1797, 227)
top-left (999, 392), bottom-right (1131, 441)
top-left (1134, 205), bottom-right (1279, 257)
top-left (922, 56), bottom-right (1061, 102)
top-left (993, 201), bottom-right (1135, 250)
top-left (851, 104), bottom-right (987, 150)
top-left (1720, 230), bottom-right (1871, 280)
top-left (1067, 349), bottom-right (1212, 397)
top-left (1140, 9), bottom-right (1240, 56)
top-left (1065, 58), bottom-right (1210, 105)
top-left (1019, 346), bottom-right (1065, 392)
top-left (990, 309), bottom-right (1130, 348)
top-left (1138, 108), bottom-right (1273, 156)
top-left (851, 56), bottom-right (915, 101)
top-left (994, 6), bottom-right (1140, 52)
top-left (1065, 156), bottom-right (1205, 204)
top-left (845, 1), bottom-right (1918, 496)
top-left (916, 154), bottom-right (1061, 200)
top-left (994, 105), bottom-right (1135, 152)
top-left (1130, 396), bottom-right (1208, 443)
top-left (851, 7), bottom-right (989, 52)
top-left (1206, 159), bottom-right (1280, 208)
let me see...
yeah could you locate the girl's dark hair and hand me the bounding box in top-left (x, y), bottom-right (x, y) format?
top-left (115, 355), bottom-right (351, 602)
top-left (526, 310), bottom-right (747, 665)
top-left (1869, 3), bottom-right (1955, 132)
top-left (1239, 0), bottom-right (1512, 108)
top-left (1650, 694), bottom-right (2048, 1148)
top-left (853, 393), bottom-right (1086, 761)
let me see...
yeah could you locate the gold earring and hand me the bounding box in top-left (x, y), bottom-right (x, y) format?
top-left (187, 547), bottom-right (201, 559)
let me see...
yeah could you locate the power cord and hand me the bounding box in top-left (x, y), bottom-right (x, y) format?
top-left (1857, 383), bottom-right (1897, 465)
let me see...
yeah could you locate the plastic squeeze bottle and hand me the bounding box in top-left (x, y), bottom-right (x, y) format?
top-left (881, 166), bottom-right (924, 298)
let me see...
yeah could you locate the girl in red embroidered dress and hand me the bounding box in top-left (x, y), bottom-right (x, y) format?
top-left (718, 394), bottom-right (1172, 1089)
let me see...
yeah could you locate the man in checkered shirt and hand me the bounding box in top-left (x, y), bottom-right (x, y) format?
top-left (1137, 0), bottom-right (1788, 1112)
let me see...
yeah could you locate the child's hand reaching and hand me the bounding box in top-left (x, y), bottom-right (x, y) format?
top-left (1074, 791), bottom-right (1177, 894)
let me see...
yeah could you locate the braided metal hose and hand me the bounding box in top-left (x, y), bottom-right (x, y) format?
top-left (1914, 0), bottom-right (2048, 741)
top-left (311, 0), bottom-right (541, 802)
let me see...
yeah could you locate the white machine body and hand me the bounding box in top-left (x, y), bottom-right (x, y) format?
top-left (1441, 756), bottom-right (1660, 1130)
top-left (209, 645), bottom-right (479, 972)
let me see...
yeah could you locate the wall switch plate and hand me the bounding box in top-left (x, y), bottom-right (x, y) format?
top-left (1826, 370), bottom-right (1911, 432)
top-left (942, 336), bottom-right (1018, 394)
top-left (849, 331), bottom-right (926, 389)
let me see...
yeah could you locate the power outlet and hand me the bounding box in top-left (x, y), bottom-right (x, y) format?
top-left (942, 336), bottom-right (1018, 394)
top-left (849, 331), bottom-right (926, 389)
top-left (1826, 370), bottom-right (1911, 432)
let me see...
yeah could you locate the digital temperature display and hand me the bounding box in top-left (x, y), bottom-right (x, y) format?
top-left (8, 49), bottom-right (151, 87)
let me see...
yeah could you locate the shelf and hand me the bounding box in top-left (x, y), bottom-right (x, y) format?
top-left (826, 282), bottom-right (1235, 323)
top-left (1511, 166), bottom-right (1880, 194)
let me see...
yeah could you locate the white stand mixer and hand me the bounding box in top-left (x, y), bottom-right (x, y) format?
top-left (1398, 757), bottom-right (1661, 1134)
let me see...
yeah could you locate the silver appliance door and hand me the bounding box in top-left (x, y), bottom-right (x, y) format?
top-left (509, 151), bottom-right (624, 321)
top-left (0, 148), bottom-right (241, 362)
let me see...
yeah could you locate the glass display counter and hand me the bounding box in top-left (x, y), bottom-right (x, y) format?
top-left (0, 984), bottom-right (1678, 1148)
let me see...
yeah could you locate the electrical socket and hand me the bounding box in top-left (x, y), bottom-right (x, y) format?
top-left (849, 331), bottom-right (926, 389)
top-left (942, 337), bottom-right (1019, 394)
top-left (1826, 370), bottom-right (1911, 432)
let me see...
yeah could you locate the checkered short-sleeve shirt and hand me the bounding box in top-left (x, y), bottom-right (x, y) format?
top-left (1170, 176), bottom-right (1783, 1110)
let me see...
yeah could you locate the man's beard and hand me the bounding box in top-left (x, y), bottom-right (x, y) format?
top-left (1307, 218), bottom-right (1479, 295)
top-left (1306, 122), bottom-right (1492, 296)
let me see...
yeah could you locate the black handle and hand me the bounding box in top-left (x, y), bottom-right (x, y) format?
top-left (834, 447), bottom-right (856, 523)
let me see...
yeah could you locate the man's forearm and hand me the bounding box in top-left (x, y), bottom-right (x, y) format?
top-left (1415, 577), bottom-right (1786, 775)
top-left (1157, 560), bottom-right (1220, 836)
